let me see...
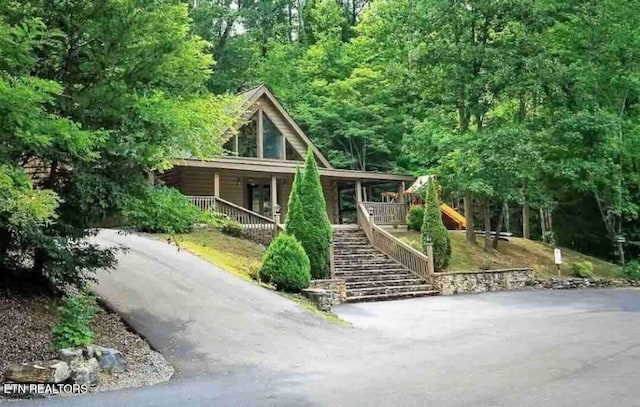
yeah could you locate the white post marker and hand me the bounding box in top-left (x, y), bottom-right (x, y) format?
top-left (554, 248), bottom-right (562, 276)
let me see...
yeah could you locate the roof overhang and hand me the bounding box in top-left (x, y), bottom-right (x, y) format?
top-left (172, 158), bottom-right (414, 182)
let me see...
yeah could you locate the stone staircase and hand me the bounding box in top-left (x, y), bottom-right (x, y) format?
top-left (332, 226), bottom-right (438, 303)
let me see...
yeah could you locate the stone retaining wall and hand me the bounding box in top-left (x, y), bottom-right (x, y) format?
top-left (527, 278), bottom-right (640, 290)
top-left (433, 268), bottom-right (533, 295)
top-left (309, 279), bottom-right (347, 303)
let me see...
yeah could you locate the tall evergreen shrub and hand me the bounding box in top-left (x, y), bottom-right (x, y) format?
top-left (421, 178), bottom-right (451, 271)
top-left (297, 148), bottom-right (332, 278)
top-left (285, 166), bottom-right (307, 240)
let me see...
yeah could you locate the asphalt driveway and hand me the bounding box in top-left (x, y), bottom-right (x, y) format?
top-left (16, 230), bottom-right (640, 406)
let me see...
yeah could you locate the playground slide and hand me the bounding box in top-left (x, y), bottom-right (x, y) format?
top-left (440, 203), bottom-right (466, 229)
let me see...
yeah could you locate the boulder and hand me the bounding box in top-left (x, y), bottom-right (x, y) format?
top-left (70, 357), bottom-right (101, 386)
top-left (57, 347), bottom-right (84, 364)
top-left (4, 360), bottom-right (70, 383)
top-left (85, 345), bottom-right (127, 373)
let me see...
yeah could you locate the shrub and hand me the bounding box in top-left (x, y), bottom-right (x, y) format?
top-left (52, 291), bottom-right (98, 350)
top-left (407, 205), bottom-right (425, 231)
top-left (295, 148), bottom-right (332, 279)
top-left (121, 186), bottom-right (201, 233)
top-left (421, 178), bottom-right (451, 271)
top-left (259, 233), bottom-right (311, 292)
top-left (202, 211), bottom-right (243, 237)
top-left (623, 260), bottom-right (640, 280)
top-left (571, 261), bottom-right (594, 278)
top-left (285, 166), bottom-right (307, 240)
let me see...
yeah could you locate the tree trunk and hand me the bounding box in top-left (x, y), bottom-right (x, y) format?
top-left (492, 202), bottom-right (506, 250)
top-left (464, 192), bottom-right (475, 244)
top-left (539, 207), bottom-right (546, 240)
top-left (522, 204), bottom-right (530, 239)
top-left (483, 199), bottom-right (492, 251)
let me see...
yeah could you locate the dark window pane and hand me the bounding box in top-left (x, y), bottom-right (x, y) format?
top-left (238, 117), bottom-right (257, 157)
top-left (286, 139), bottom-right (303, 161)
top-left (263, 116), bottom-right (282, 159)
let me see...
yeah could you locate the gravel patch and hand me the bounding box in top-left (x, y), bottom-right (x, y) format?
top-left (91, 308), bottom-right (174, 392)
top-left (0, 287), bottom-right (173, 398)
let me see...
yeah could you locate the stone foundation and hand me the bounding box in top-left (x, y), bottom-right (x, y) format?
top-left (302, 289), bottom-right (337, 312)
top-left (309, 279), bottom-right (347, 303)
top-left (433, 268), bottom-right (533, 295)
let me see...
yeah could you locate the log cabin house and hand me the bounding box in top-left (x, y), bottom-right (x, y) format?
top-left (160, 85), bottom-right (414, 230)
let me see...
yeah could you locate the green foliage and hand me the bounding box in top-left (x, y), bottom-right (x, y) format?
top-left (297, 148), bottom-right (333, 279)
top-left (421, 178), bottom-right (451, 271)
top-left (122, 186), bottom-right (201, 234)
top-left (285, 166), bottom-right (307, 240)
top-left (571, 261), bottom-right (595, 279)
top-left (623, 261), bottom-right (640, 280)
top-left (259, 233), bottom-right (311, 292)
top-left (0, 1), bottom-right (242, 287)
top-left (52, 291), bottom-right (98, 350)
top-left (406, 205), bottom-right (424, 231)
top-left (201, 211), bottom-right (243, 237)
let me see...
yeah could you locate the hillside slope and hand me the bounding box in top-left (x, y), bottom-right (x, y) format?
top-left (392, 230), bottom-right (622, 279)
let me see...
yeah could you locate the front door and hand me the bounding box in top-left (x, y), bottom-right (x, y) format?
top-left (246, 183), bottom-right (272, 217)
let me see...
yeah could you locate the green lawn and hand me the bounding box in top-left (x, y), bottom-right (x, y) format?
top-left (161, 227), bottom-right (348, 325)
top-left (392, 230), bottom-right (622, 279)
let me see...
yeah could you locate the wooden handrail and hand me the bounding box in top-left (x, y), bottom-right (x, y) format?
top-left (362, 201), bottom-right (407, 225)
top-left (187, 195), bottom-right (282, 244)
top-left (357, 202), bottom-right (434, 282)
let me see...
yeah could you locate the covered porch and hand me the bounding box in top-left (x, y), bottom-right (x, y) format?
top-left (161, 157), bottom-right (414, 226)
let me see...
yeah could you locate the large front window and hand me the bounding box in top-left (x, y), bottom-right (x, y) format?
top-left (237, 117), bottom-right (257, 157)
top-left (263, 116), bottom-right (282, 159)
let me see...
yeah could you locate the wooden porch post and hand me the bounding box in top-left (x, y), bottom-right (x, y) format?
top-left (355, 180), bottom-right (363, 203)
top-left (213, 171), bottom-right (220, 198)
top-left (271, 175), bottom-right (279, 224)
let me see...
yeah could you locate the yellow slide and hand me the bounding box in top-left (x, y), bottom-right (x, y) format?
top-left (440, 203), bottom-right (466, 229)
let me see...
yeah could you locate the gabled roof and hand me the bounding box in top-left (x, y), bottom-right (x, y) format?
top-left (235, 84), bottom-right (333, 169)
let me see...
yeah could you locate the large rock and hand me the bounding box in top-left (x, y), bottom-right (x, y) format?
top-left (70, 357), bottom-right (101, 386)
top-left (57, 347), bottom-right (84, 364)
top-left (85, 345), bottom-right (127, 373)
top-left (4, 360), bottom-right (70, 383)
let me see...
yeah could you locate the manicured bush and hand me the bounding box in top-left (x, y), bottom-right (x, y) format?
top-left (407, 205), bottom-right (425, 231)
top-left (571, 261), bottom-right (594, 278)
top-left (623, 260), bottom-right (640, 280)
top-left (421, 178), bottom-right (451, 271)
top-left (295, 148), bottom-right (332, 279)
top-left (121, 186), bottom-right (201, 233)
top-left (52, 291), bottom-right (98, 350)
top-left (259, 233), bottom-right (311, 292)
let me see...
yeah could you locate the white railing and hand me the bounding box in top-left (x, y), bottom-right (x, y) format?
top-left (357, 202), bottom-right (434, 282)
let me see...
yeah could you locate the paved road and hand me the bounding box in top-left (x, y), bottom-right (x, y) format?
top-left (16, 230), bottom-right (640, 406)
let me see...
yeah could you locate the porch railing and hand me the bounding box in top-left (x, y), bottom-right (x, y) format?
top-left (187, 195), bottom-right (282, 245)
top-left (357, 202), bottom-right (434, 282)
top-left (362, 201), bottom-right (407, 225)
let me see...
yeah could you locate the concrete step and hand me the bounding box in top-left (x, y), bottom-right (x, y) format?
top-left (347, 284), bottom-right (433, 296)
top-left (335, 259), bottom-right (404, 271)
top-left (346, 279), bottom-right (427, 289)
top-left (345, 290), bottom-right (439, 303)
top-left (335, 270), bottom-right (415, 278)
top-left (337, 273), bottom-right (419, 282)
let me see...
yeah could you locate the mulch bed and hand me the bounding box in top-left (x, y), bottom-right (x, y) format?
top-left (0, 277), bottom-right (173, 389)
top-left (0, 287), bottom-right (58, 375)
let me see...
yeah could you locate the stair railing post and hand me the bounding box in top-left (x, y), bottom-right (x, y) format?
top-left (426, 243), bottom-right (435, 276)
